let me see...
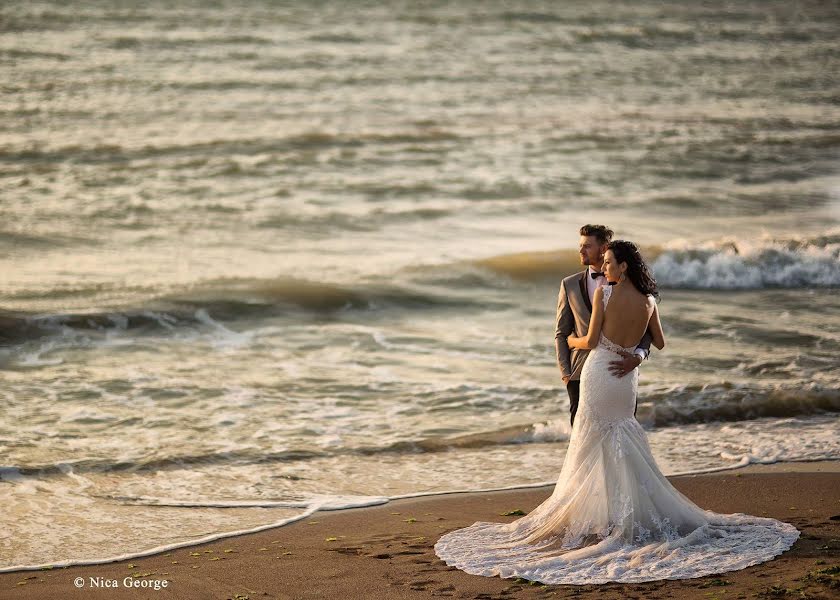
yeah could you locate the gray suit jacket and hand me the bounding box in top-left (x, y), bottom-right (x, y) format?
top-left (554, 270), bottom-right (653, 381)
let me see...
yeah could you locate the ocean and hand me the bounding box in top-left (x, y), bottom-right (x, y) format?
top-left (1, 0), bottom-right (839, 572)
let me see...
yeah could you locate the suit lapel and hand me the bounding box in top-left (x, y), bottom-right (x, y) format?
top-left (578, 270), bottom-right (592, 314)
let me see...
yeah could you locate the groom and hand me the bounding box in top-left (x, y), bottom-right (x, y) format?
top-left (555, 224), bottom-right (653, 427)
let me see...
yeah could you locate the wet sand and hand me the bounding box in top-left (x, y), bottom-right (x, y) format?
top-left (3, 461), bottom-right (839, 599)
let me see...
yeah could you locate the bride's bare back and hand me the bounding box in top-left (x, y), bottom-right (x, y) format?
top-left (568, 282), bottom-right (664, 354)
top-left (601, 285), bottom-right (656, 349)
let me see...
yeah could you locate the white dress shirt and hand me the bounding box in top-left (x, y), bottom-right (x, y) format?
top-left (586, 265), bottom-right (607, 305)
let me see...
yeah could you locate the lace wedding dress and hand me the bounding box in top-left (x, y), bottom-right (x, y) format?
top-left (434, 285), bottom-right (799, 584)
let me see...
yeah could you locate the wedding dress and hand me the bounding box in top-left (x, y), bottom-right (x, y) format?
top-left (434, 285), bottom-right (799, 584)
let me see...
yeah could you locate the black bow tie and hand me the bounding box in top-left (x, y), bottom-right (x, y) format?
top-left (590, 271), bottom-right (605, 279)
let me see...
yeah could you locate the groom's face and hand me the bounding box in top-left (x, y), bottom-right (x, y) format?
top-left (579, 235), bottom-right (606, 267)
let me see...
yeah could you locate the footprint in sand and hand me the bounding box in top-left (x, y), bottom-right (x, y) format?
top-left (408, 578), bottom-right (437, 590)
top-left (326, 546), bottom-right (365, 556)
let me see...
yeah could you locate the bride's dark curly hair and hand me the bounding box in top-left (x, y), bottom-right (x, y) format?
top-left (606, 240), bottom-right (660, 301)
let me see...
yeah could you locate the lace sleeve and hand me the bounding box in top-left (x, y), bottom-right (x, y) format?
top-left (602, 284), bottom-right (612, 310)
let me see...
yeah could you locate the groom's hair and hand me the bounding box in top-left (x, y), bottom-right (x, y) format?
top-left (579, 224), bottom-right (613, 245)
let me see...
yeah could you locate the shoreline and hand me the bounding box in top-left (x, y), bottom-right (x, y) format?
top-left (3, 459), bottom-right (839, 598)
top-left (5, 458), bottom-right (839, 575)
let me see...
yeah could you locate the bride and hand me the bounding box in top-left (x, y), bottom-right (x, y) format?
top-left (434, 240), bottom-right (799, 584)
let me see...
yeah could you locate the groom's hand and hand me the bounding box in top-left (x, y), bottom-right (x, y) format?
top-left (609, 352), bottom-right (642, 378)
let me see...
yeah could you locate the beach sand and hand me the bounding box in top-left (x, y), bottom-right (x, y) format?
top-left (3, 461), bottom-right (839, 599)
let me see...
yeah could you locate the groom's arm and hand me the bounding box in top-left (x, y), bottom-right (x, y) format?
top-left (554, 280), bottom-right (574, 382)
top-left (635, 327), bottom-right (653, 361)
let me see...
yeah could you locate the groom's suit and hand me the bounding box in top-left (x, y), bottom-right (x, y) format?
top-left (554, 269), bottom-right (653, 426)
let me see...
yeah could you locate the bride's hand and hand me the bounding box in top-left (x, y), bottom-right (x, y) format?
top-left (566, 333), bottom-right (578, 348)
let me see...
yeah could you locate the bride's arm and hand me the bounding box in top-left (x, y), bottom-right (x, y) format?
top-left (648, 301), bottom-right (665, 350)
top-left (567, 287), bottom-right (605, 350)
